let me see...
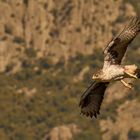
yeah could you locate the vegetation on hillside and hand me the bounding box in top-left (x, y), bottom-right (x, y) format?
top-left (1, 42), bottom-right (140, 139)
top-left (1, 0), bottom-right (140, 140)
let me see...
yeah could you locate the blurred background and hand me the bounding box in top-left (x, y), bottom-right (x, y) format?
top-left (0, 0), bottom-right (140, 140)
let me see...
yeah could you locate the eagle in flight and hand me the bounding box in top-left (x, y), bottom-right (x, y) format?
top-left (79, 17), bottom-right (140, 118)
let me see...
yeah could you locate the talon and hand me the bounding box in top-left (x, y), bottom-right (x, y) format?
top-left (132, 75), bottom-right (137, 79)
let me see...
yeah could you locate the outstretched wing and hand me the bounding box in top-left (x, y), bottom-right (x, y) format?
top-left (104, 17), bottom-right (140, 66)
top-left (79, 81), bottom-right (109, 118)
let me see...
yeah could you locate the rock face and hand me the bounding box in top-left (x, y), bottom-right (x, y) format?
top-left (100, 99), bottom-right (140, 140)
top-left (1, 1), bottom-right (140, 140)
top-left (0, 0), bottom-right (136, 72)
top-left (44, 124), bottom-right (81, 140)
top-left (16, 87), bottom-right (37, 97)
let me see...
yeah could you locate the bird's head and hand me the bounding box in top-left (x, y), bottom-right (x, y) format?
top-left (92, 70), bottom-right (103, 81)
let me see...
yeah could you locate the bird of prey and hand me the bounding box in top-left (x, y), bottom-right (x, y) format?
top-left (79, 17), bottom-right (140, 118)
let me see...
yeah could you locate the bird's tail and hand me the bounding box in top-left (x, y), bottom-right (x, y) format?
top-left (124, 65), bottom-right (140, 78)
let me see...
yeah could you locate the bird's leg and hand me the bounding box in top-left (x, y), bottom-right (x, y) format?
top-left (120, 80), bottom-right (132, 89)
top-left (124, 71), bottom-right (137, 79)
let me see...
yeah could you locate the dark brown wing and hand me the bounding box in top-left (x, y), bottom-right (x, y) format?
top-left (104, 17), bottom-right (140, 65)
top-left (79, 81), bottom-right (109, 118)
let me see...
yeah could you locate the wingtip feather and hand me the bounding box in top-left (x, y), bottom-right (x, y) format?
top-left (127, 16), bottom-right (140, 32)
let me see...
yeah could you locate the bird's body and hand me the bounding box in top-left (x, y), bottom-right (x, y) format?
top-left (98, 64), bottom-right (124, 82)
top-left (79, 17), bottom-right (140, 118)
top-left (95, 64), bottom-right (138, 82)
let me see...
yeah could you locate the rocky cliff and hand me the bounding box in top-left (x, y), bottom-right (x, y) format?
top-left (1, 1), bottom-right (140, 140)
top-left (0, 0), bottom-right (135, 72)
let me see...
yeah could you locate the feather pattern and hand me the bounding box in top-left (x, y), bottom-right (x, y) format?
top-left (79, 17), bottom-right (140, 119)
top-left (79, 81), bottom-right (109, 118)
top-left (104, 17), bottom-right (140, 66)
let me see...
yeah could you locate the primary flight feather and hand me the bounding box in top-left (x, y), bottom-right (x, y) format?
top-left (79, 17), bottom-right (140, 118)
